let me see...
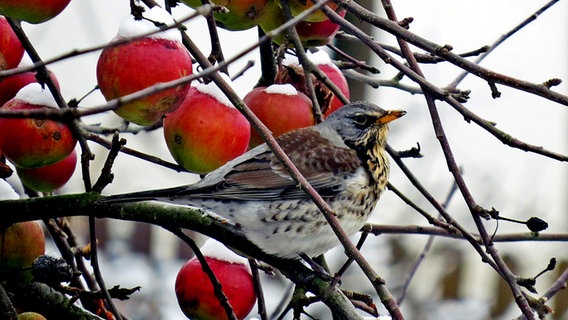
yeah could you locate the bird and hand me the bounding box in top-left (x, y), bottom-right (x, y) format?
top-left (103, 101), bottom-right (405, 259)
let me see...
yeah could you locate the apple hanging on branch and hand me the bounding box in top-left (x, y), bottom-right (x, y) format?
top-left (96, 7), bottom-right (193, 126)
top-left (284, 0), bottom-right (339, 22)
top-left (180, 0), bottom-right (269, 31)
top-left (243, 83), bottom-right (314, 148)
top-left (163, 77), bottom-right (250, 174)
top-left (0, 83), bottom-right (77, 169)
top-left (175, 240), bottom-right (257, 320)
top-left (276, 51), bottom-right (350, 117)
top-left (0, 16), bottom-right (24, 70)
top-left (258, 0), bottom-right (344, 47)
top-left (0, 66), bottom-right (60, 106)
top-left (0, 0), bottom-right (72, 24)
top-left (16, 149), bottom-right (77, 193)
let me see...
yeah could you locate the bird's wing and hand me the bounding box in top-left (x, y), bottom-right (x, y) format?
top-left (178, 128), bottom-right (363, 201)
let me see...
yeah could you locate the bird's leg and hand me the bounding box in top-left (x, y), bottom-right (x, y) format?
top-left (298, 253), bottom-right (343, 287)
top-left (299, 253), bottom-right (330, 276)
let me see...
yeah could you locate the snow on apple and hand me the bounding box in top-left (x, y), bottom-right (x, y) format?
top-left (0, 83), bottom-right (76, 168)
top-left (175, 239), bottom-right (256, 320)
top-left (163, 78), bottom-right (250, 174)
top-left (96, 7), bottom-right (193, 126)
top-left (243, 84), bottom-right (314, 147)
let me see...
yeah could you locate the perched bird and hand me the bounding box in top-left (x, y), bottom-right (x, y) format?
top-left (104, 102), bottom-right (405, 259)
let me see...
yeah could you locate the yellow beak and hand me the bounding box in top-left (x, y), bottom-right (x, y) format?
top-left (376, 110), bottom-right (406, 125)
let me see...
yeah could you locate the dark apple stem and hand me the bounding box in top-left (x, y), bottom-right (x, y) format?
top-left (92, 133), bottom-right (127, 193)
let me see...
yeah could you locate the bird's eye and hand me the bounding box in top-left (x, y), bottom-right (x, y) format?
top-left (353, 113), bottom-right (370, 127)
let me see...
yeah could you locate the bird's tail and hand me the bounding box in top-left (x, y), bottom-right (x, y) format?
top-left (101, 185), bottom-right (190, 203)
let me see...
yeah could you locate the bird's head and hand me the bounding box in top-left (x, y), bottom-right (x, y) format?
top-left (323, 101), bottom-right (406, 154)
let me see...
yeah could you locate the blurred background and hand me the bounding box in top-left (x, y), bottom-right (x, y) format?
top-left (5, 0), bottom-right (567, 319)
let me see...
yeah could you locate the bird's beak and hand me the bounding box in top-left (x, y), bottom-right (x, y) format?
top-left (376, 110), bottom-right (406, 124)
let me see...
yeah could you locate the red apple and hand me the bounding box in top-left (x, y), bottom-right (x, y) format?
top-left (286, 0), bottom-right (339, 22)
top-left (277, 51), bottom-right (349, 117)
top-left (0, 16), bottom-right (24, 70)
top-left (0, 0), bottom-right (71, 24)
top-left (16, 149), bottom-right (76, 192)
top-left (313, 54), bottom-right (350, 117)
top-left (17, 312), bottom-right (47, 320)
top-left (259, 0), bottom-right (343, 47)
top-left (96, 8), bottom-right (193, 126)
top-left (294, 9), bottom-right (345, 47)
top-left (0, 83), bottom-right (77, 168)
top-left (244, 84), bottom-right (314, 147)
top-left (0, 70), bottom-right (59, 106)
top-left (181, 0), bottom-right (268, 31)
top-left (175, 254), bottom-right (256, 320)
top-left (163, 85), bottom-right (250, 173)
top-left (0, 221), bottom-right (45, 285)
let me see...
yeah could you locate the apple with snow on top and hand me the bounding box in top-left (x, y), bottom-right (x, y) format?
top-left (163, 77), bottom-right (250, 173)
top-left (301, 50), bottom-right (350, 117)
top-left (0, 83), bottom-right (77, 169)
top-left (175, 240), bottom-right (256, 320)
top-left (0, 221), bottom-right (45, 285)
top-left (0, 0), bottom-right (71, 24)
top-left (277, 51), bottom-right (350, 117)
top-left (181, 0), bottom-right (268, 31)
top-left (16, 149), bottom-right (76, 193)
top-left (96, 7), bottom-right (193, 126)
top-left (0, 16), bottom-right (24, 70)
top-left (259, 0), bottom-right (344, 47)
top-left (244, 83), bottom-right (314, 147)
top-left (0, 58), bottom-right (60, 106)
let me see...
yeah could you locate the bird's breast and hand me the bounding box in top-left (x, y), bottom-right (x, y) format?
top-left (338, 167), bottom-right (382, 218)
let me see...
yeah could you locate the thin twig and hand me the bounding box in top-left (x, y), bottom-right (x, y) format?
top-left (0, 283), bottom-right (17, 319)
top-left (92, 133), bottom-right (126, 193)
top-left (279, 0), bottom-right (324, 123)
top-left (322, 2), bottom-right (568, 163)
top-left (84, 132), bottom-right (187, 173)
top-left (397, 179), bottom-right (458, 305)
top-left (0, 6), bottom-right (212, 79)
top-left (88, 217), bottom-right (123, 320)
top-left (380, 1), bottom-right (534, 317)
top-left (337, 0), bottom-right (568, 107)
top-left (165, 227), bottom-right (239, 320)
top-left (448, 0), bottom-right (561, 88)
top-left (249, 259), bottom-right (268, 320)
